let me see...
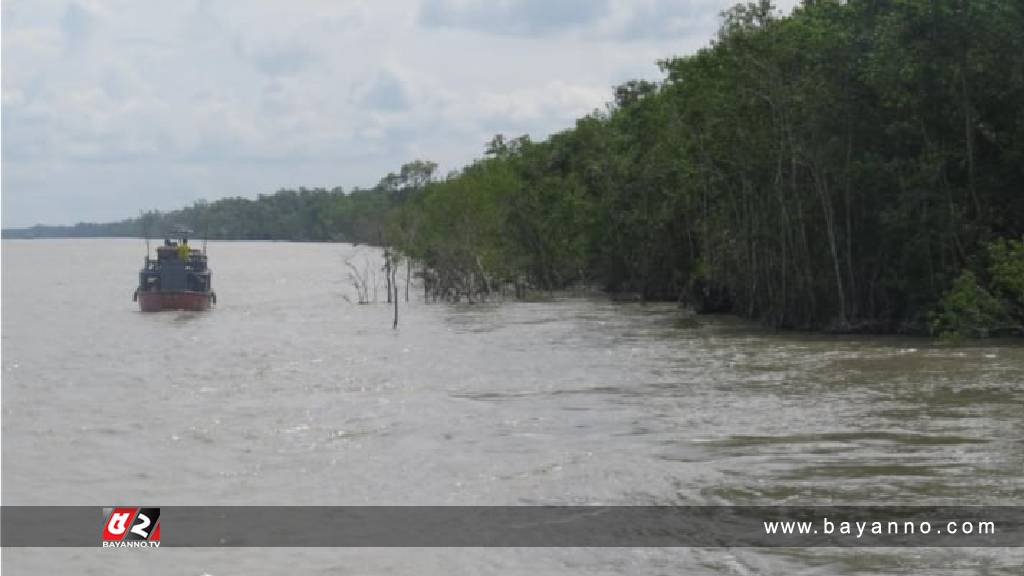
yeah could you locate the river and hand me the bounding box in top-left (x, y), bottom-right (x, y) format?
top-left (2, 239), bottom-right (1022, 574)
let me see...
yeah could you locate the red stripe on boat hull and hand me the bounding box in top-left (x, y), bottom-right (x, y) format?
top-left (138, 291), bottom-right (212, 312)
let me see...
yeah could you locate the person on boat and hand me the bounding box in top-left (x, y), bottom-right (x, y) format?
top-left (178, 237), bottom-right (190, 263)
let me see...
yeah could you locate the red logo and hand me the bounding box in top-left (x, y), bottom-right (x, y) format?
top-left (102, 507), bottom-right (160, 547)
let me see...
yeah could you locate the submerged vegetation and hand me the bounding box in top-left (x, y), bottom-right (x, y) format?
top-left (4, 1), bottom-right (1023, 337)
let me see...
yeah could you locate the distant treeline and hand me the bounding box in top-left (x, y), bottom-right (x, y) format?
top-left (5, 1), bottom-right (1023, 337)
top-left (2, 185), bottom-right (395, 244)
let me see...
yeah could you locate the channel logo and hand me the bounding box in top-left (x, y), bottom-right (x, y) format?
top-left (102, 507), bottom-right (161, 548)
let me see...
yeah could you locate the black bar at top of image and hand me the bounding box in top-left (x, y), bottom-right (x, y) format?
top-left (1, 506), bottom-right (1021, 547)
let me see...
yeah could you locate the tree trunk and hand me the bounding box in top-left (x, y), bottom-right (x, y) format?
top-left (405, 258), bottom-right (411, 302)
top-left (813, 166), bottom-right (847, 326)
top-left (384, 249), bottom-right (392, 304)
top-left (392, 265), bottom-right (399, 329)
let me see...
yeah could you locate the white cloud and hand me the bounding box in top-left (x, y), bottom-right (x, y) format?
top-left (420, 0), bottom-right (611, 37)
top-left (476, 81), bottom-right (607, 124)
top-left (2, 0), bottom-right (799, 227)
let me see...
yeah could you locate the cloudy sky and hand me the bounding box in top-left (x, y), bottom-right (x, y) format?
top-left (2, 0), bottom-right (797, 228)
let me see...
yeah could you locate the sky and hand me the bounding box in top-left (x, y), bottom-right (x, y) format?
top-left (1, 0), bottom-right (798, 228)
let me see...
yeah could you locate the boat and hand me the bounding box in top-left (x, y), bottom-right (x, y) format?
top-left (133, 235), bottom-right (216, 312)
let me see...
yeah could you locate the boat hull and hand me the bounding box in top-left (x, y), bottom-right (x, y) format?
top-left (138, 290), bottom-right (213, 312)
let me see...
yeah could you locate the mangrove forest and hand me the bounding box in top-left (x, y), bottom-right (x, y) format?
top-left (5, 1), bottom-right (1023, 338)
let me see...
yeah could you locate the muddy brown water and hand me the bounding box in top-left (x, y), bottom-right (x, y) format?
top-left (3, 239), bottom-right (1022, 574)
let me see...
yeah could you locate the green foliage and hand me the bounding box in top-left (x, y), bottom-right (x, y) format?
top-left (930, 239), bottom-right (1024, 341)
top-left (393, 0), bottom-right (1023, 329)
top-left (987, 239), bottom-right (1024, 304)
top-left (5, 1), bottom-right (1023, 337)
top-left (929, 270), bottom-right (1006, 342)
top-left (4, 163), bottom-right (439, 244)
top-left (986, 238), bottom-right (1024, 334)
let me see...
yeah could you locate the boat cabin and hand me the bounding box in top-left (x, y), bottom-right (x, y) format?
top-left (139, 238), bottom-right (212, 294)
